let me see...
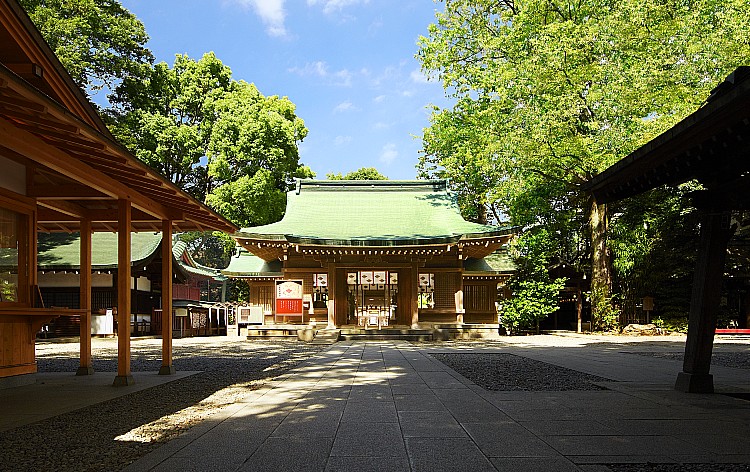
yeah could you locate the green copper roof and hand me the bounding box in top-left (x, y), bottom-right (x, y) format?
top-left (36, 233), bottom-right (224, 280)
top-left (172, 240), bottom-right (227, 281)
top-left (463, 250), bottom-right (517, 274)
top-left (235, 179), bottom-right (514, 246)
top-left (222, 248), bottom-right (283, 277)
top-left (38, 232), bottom-right (162, 269)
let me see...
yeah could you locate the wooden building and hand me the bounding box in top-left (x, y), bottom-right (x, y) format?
top-left (34, 232), bottom-right (227, 337)
top-left (0, 0), bottom-right (236, 385)
top-left (226, 179), bottom-right (516, 330)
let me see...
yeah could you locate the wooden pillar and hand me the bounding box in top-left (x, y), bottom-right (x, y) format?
top-left (576, 287), bottom-right (583, 333)
top-left (114, 199), bottom-right (134, 386)
top-left (159, 221), bottom-right (175, 375)
top-left (327, 264), bottom-right (336, 328)
top-left (77, 219), bottom-right (93, 375)
top-left (410, 263), bottom-right (419, 328)
top-left (455, 271), bottom-right (464, 324)
top-left (675, 209), bottom-right (735, 393)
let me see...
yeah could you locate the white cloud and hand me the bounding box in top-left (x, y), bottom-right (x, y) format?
top-left (410, 69), bottom-right (430, 84)
top-left (288, 61), bottom-right (352, 86)
top-left (232, 0), bottom-right (288, 37)
top-left (334, 135), bottom-right (353, 146)
top-left (373, 94), bottom-right (386, 103)
top-left (334, 100), bottom-right (356, 113)
top-left (380, 143), bottom-right (398, 164)
top-left (307, 0), bottom-right (369, 14)
top-left (288, 61), bottom-right (328, 77)
top-left (373, 121), bottom-right (391, 130)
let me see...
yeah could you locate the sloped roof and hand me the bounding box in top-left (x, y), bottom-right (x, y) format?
top-left (223, 248), bottom-right (283, 277)
top-left (172, 240), bottom-right (227, 281)
top-left (235, 180), bottom-right (514, 246)
top-left (35, 232), bottom-right (224, 280)
top-left (0, 0), bottom-right (238, 234)
top-left (37, 232), bottom-right (162, 269)
top-left (463, 250), bottom-right (516, 275)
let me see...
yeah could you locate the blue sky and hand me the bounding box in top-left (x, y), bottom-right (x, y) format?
top-left (118, 0), bottom-right (453, 180)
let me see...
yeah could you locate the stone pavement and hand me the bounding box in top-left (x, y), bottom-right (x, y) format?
top-left (123, 338), bottom-right (750, 472)
top-left (0, 370), bottom-right (198, 433)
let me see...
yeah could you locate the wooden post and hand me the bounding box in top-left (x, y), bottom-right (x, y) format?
top-left (113, 199), bottom-right (134, 386)
top-left (576, 288), bottom-right (583, 333)
top-left (159, 221), bottom-right (175, 375)
top-left (675, 209), bottom-right (735, 393)
top-left (327, 264), bottom-right (336, 328)
top-left (77, 219), bottom-right (93, 375)
top-left (455, 272), bottom-right (464, 324)
top-left (411, 263), bottom-right (419, 328)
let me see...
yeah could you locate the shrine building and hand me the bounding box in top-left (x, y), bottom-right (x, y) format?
top-left (224, 179), bottom-right (516, 331)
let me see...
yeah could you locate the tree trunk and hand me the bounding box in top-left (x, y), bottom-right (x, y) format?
top-left (589, 196), bottom-right (612, 330)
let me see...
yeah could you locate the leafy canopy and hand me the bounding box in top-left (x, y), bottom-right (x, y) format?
top-left (20, 0), bottom-right (153, 94)
top-left (326, 167), bottom-right (388, 180)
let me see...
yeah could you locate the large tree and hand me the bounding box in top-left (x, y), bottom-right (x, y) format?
top-left (20, 0), bottom-right (152, 95)
top-left (326, 167), bottom-right (388, 180)
top-left (109, 53), bottom-right (310, 266)
top-left (418, 0), bottom-right (750, 325)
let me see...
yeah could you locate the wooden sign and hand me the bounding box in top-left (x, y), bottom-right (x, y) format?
top-left (276, 280), bottom-right (303, 315)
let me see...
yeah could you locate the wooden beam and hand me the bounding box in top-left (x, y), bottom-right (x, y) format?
top-left (0, 91), bottom-right (46, 112)
top-left (77, 219), bottom-right (93, 376)
top-left (0, 118), bottom-right (176, 220)
top-left (29, 184), bottom-right (108, 200)
top-left (159, 220), bottom-right (175, 375)
top-left (113, 199), bottom-right (134, 386)
top-left (0, 104), bottom-right (79, 133)
top-left (37, 199), bottom-right (89, 219)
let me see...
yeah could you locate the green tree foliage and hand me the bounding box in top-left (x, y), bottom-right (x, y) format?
top-left (418, 0), bottom-right (750, 326)
top-left (609, 184), bottom-right (700, 323)
top-left (326, 167), bottom-right (388, 180)
top-left (500, 230), bottom-right (566, 334)
top-left (110, 52), bottom-right (310, 228)
top-left (20, 0), bottom-right (152, 94)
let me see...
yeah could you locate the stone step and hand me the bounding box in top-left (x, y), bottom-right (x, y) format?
top-left (339, 328), bottom-right (433, 341)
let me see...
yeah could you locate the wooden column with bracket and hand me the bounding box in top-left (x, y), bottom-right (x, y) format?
top-left (159, 220), bottom-right (175, 375)
top-left (76, 218), bottom-right (93, 375)
top-left (675, 208), bottom-right (736, 393)
top-left (113, 199), bottom-right (134, 386)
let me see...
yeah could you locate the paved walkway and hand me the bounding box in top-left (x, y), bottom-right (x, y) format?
top-left (123, 339), bottom-right (750, 472)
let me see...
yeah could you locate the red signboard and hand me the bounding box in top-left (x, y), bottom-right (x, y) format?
top-left (276, 298), bottom-right (303, 315)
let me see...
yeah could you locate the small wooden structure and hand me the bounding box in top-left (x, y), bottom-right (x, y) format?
top-left (585, 67), bottom-right (750, 393)
top-left (0, 0), bottom-right (236, 386)
top-left (225, 180), bottom-right (516, 331)
top-left (35, 233), bottom-right (227, 337)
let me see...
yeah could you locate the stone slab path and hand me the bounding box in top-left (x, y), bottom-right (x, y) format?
top-left (123, 340), bottom-right (750, 472)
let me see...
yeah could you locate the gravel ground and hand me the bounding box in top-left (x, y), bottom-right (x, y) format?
top-left (430, 352), bottom-right (612, 390)
top-left (0, 337), bottom-right (325, 472)
top-left (630, 351), bottom-right (750, 369)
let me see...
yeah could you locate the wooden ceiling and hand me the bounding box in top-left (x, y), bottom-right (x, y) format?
top-left (0, 0), bottom-right (237, 234)
top-left (0, 66), bottom-right (236, 233)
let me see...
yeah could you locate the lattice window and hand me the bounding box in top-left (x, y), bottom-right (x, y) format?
top-left (251, 285), bottom-right (275, 312)
top-left (464, 284), bottom-right (492, 312)
top-left (433, 273), bottom-right (459, 309)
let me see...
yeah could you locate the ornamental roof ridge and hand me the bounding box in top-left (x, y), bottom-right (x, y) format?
top-left (295, 179), bottom-right (447, 193)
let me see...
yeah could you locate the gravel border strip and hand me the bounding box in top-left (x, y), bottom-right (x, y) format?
top-left (430, 352), bottom-right (612, 391)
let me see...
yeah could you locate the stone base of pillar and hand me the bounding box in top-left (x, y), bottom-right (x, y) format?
top-left (75, 366), bottom-right (94, 376)
top-left (158, 365), bottom-right (176, 375)
top-left (675, 371), bottom-right (713, 393)
top-left (113, 375), bottom-right (135, 386)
